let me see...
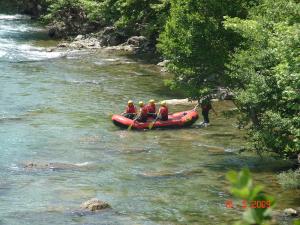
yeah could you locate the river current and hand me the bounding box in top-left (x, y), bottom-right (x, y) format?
top-left (0, 14), bottom-right (298, 225)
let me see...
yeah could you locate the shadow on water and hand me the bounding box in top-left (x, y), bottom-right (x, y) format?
top-left (203, 152), bottom-right (297, 172)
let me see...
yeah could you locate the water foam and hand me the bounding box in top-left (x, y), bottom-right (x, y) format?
top-left (0, 14), bottom-right (31, 20)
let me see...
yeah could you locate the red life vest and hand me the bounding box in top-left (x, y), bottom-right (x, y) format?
top-left (146, 104), bottom-right (156, 114)
top-left (140, 106), bottom-right (148, 118)
top-left (159, 106), bottom-right (168, 119)
top-left (126, 105), bottom-right (136, 114)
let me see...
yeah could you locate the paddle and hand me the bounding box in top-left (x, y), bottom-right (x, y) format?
top-left (192, 103), bottom-right (199, 111)
top-left (148, 113), bottom-right (160, 130)
top-left (128, 116), bottom-right (138, 130)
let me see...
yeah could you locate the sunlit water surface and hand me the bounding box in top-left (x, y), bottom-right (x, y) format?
top-left (0, 14), bottom-right (298, 225)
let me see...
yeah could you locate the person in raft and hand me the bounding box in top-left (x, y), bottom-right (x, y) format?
top-left (146, 99), bottom-right (156, 118)
top-left (122, 100), bottom-right (137, 119)
top-left (157, 101), bottom-right (168, 121)
top-left (136, 101), bottom-right (148, 122)
top-left (200, 97), bottom-right (216, 125)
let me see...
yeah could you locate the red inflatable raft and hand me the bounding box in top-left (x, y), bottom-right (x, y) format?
top-left (112, 110), bottom-right (199, 130)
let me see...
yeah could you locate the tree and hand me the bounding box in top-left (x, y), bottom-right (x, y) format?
top-left (158, 0), bottom-right (253, 98)
top-left (224, 0), bottom-right (300, 158)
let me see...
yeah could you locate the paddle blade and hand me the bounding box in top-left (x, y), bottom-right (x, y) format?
top-left (128, 124), bottom-right (133, 130)
top-left (148, 122), bottom-right (154, 129)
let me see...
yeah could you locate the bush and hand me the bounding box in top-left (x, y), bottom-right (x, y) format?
top-left (277, 169), bottom-right (300, 189)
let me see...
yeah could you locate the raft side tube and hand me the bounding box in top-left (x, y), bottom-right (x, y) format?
top-left (112, 110), bottom-right (199, 130)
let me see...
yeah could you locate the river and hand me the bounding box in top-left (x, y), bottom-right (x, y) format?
top-left (0, 14), bottom-right (298, 225)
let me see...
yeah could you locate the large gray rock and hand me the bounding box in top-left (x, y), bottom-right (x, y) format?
top-left (80, 198), bottom-right (110, 211)
top-left (98, 27), bottom-right (127, 47)
top-left (48, 22), bottom-right (67, 38)
top-left (126, 36), bottom-right (147, 47)
top-left (102, 26), bottom-right (116, 35)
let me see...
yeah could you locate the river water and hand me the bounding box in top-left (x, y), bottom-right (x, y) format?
top-left (0, 14), bottom-right (298, 225)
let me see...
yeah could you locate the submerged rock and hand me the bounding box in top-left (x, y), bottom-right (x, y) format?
top-left (140, 169), bottom-right (203, 178)
top-left (23, 162), bottom-right (91, 171)
top-left (80, 198), bottom-right (110, 211)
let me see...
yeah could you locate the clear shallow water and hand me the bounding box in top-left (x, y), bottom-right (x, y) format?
top-left (0, 14), bottom-right (299, 225)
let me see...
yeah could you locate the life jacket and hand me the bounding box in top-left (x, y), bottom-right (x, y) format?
top-left (140, 106), bottom-right (148, 118)
top-left (146, 104), bottom-right (156, 114)
top-left (126, 105), bottom-right (136, 114)
top-left (159, 106), bottom-right (168, 120)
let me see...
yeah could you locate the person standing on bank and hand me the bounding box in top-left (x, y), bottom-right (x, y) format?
top-left (200, 97), bottom-right (217, 125)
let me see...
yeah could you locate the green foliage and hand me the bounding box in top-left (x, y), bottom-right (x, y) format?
top-left (115, 0), bottom-right (170, 40)
top-left (41, 0), bottom-right (169, 41)
top-left (294, 219), bottom-right (300, 225)
top-left (277, 169), bottom-right (300, 189)
top-left (157, 0), bottom-right (254, 99)
top-left (226, 169), bottom-right (275, 225)
top-left (224, 0), bottom-right (300, 158)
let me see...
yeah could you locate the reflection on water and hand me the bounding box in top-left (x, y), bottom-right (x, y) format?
top-left (0, 14), bottom-right (298, 225)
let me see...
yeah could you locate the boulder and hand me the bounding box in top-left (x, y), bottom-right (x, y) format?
top-left (216, 87), bottom-right (234, 100)
top-left (283, 208), bottom-right (298, 216)
top-left (102, 26), bottom-right (116, 35)
top-left (157, 60), bottom-right (170, 67)
top-left (80, 198), bottom-right (110, 211)
top-left (57, 42), bottom-right (69, 48)
top-left (46, 47), bottom-right (55, 52)
top-left (74, 34), bottom-right (84, 41)
top-left (97, 27), bottom-right (128, 47)
top-left (69, 42), bottom-right (84, 49)
top-left (48, 22), bottom-right (67, 38)
top-left (126, 36), bottom-right (147, 47)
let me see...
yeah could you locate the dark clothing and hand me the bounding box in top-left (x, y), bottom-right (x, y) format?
top-left (202, 110), bottom-right (209, 123)
top-left (136, 116), bottom-right (147, 122)
top-left (123, 113), bottom-right (136, 119)
top-left (201, 100), bottom-right (212, 123)
top-left (201, 103), bottom-right (212, 112)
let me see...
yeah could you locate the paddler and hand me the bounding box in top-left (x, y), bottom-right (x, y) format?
top-left (122, 100), bottom-right (137, 119)
top-left (146, 99), bottom-right (156, 118)
top-left (157, 101), bottom-right (168, 121)
top-left (136, 101), bottom-right (148, 122)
